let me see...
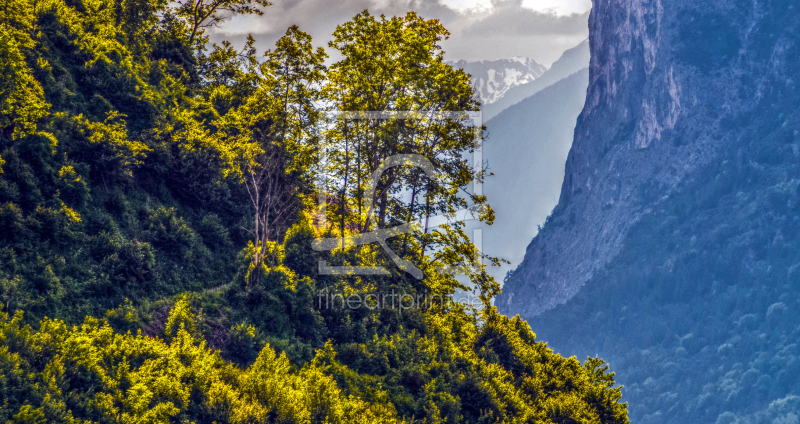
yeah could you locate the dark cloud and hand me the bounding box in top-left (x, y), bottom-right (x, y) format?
top-left (207, 0), bottom-right (588, 65)
top-left (465, 8), bottom-right (589, 37)
top-left (451, 2), bottom-right (589, 63)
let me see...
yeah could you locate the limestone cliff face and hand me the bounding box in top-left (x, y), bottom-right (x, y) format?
top-left (498, 2), bottom-right (800, 422)
top-left (497, 0), bottom-right (799, 317)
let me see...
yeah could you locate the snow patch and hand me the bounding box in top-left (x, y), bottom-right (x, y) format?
top-left (451, 57), bottom-right (546, 105)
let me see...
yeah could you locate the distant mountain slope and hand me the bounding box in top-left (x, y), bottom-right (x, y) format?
top-left (477, 69), bottom-right (589, 282)
top-left (448, 57), bottom-right (547, 105)
top-left (499, 0), bottom-right (800, 423)
top-left (482, 40), bottom-right (589, 121)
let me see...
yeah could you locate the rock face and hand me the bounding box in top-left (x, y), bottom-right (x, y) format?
top-left (478, 69), bottom-right (589, 283)
top-left (498, 0), bottom-right (799, 318)
top-left (499, 1), bottom-right (800, 422)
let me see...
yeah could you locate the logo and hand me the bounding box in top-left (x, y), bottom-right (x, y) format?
top-left (312, 111), bottom-right (484, 279)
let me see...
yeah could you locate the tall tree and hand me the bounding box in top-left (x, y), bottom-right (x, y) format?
top-left (320, 11), bottom-right (496, 298)
top-left (215, 26), bottom-right (326, 285)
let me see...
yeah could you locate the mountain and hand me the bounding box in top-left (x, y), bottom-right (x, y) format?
top-left (475, 69), bottom-right (589, 283)
top-left (449, 57), bottom-right (547, 105)
top-left (482, 40), bottom-right (590, 121)
top-left (499, 0), bottom-right (800, 423)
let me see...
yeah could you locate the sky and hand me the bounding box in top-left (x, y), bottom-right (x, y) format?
top-left (208, 0), bottom-right (592, 66)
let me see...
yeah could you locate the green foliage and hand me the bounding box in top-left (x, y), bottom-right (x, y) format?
top-left (0, 0), bottom-right (629, 422)
top-left (0, 305), bottom-right (398, 424)
top-left (0, 24), bottom-right (49, 140)
top-left (0, 300), bottom-right (628, 423)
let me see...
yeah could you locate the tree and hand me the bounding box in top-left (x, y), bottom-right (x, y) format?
top-left (173, 0), bottom-right (271, 44)
top-left (215, 26), bottom-right (326, 285)
top-left (0, 25), bottom-right (49, 141)
top-left (0, 1), bottom-right (631, 420)
top-left (320, 11), bottom-right (496, 298)
top-left (0, 275), bottom-right (18, 312)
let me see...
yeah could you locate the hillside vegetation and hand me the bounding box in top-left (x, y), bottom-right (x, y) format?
top-left (0, 0), bottom-right (629, 422)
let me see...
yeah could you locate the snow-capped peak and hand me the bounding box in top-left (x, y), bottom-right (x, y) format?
top-left (448, 57), bottom-right (548, 105)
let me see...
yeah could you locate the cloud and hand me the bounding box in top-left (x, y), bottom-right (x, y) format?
top-left (445, 0), bottom-right (589, 63)
top-left (207, 0), bottom-right (589, 65)
top-left (521, 0), bottom-right (592, 16)
top-left (438, 0), bottom-right (494, 14)
top-left (465, 8), bottom-right (590, 36)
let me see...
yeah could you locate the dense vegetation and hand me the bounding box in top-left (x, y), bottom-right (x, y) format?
top-left (0, 0), bottom-right (629, 421)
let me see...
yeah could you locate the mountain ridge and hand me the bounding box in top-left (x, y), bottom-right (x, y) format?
top-left (482, 40), bottom-right (590, 121)
top-left (448, 57), bottom-right (547, 105)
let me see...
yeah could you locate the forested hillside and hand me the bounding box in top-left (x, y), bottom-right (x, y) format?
top-left (0, 0), bottom-right (629, 422)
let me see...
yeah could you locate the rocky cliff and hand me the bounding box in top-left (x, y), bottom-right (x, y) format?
top-left (480, 69), bottom-right (589, 283)
top-left (498, 0), bottom-right (799, 317)
top-left (498, 1), bottom-right (800, 422)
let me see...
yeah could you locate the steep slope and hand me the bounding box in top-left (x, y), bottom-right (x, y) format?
top-left (499, 0), bottom-right (800, 423)
top-left (0, 2), bottom-right (632, 422)
top-left (479, 69), bottom-right (589, 282)
top-left (449, 57), bottom-right (547, 105)
top-left (483, 40), bottom-right (590, 121)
